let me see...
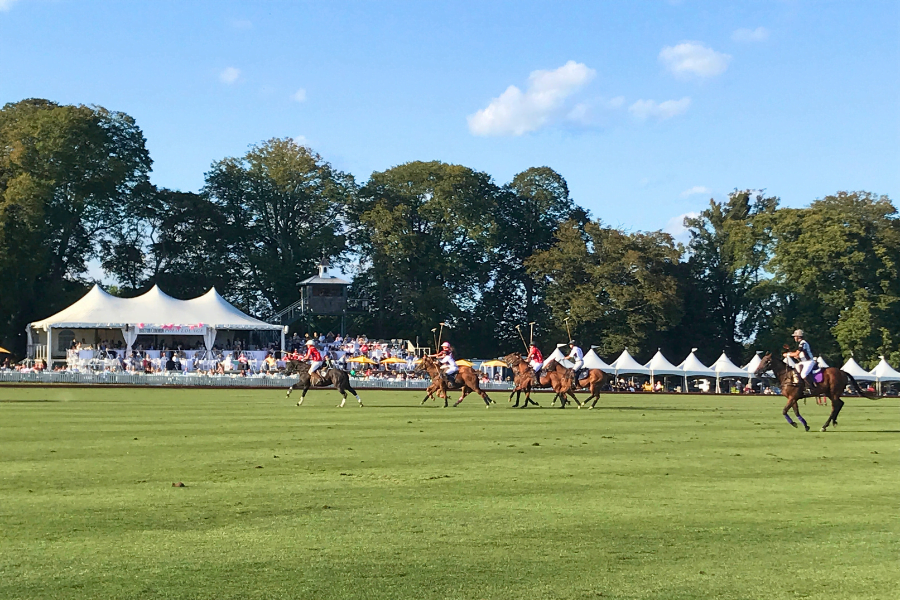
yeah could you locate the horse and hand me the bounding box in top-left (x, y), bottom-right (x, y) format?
top-left (285, 360), bottom-right (363, 408)
top-left (539, 359), bottom-right (582, 408)
top-left (418, 355), bottom-right (493, 408)
top-left (574, 367), bottom-right (611, 409)
top-left (755, 352), bottom-right (876, 431)
top-left (501, 353), bottom-right (540, 408)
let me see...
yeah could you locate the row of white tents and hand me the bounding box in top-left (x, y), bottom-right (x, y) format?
top-left (543, 346), bottom-right (900, 392)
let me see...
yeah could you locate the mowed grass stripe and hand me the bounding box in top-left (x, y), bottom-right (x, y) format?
top-left (1, 387), bottom-right (897, 600)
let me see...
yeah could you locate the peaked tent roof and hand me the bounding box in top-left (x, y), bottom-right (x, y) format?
top-left (840, 357), bottom-right (876, 381)
top-left (677, 350), bottom-right (717, 377)
top-left (644, 349), bottom-right (682, 375)
top-left (546, 347), bottom-right (574, 369)
top-left (712, 352), bottom-right (749, 378)
top-left (584, 349), bottom-right (614, 371)
top-left (743, 353), bottom-right (763, 375)
top-left (610, 349), bottom-right (651, 374)
top-left (31, 285), bottom-right (281, 330)
top-left (870, 357), bottom-right (900, 381)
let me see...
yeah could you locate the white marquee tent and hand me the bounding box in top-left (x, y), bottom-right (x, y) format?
top-left (583, 348), bottom-right (614, 371)
top-left (840, 357), bottom-right (876, 382)
top-left (610, 349), bottom-right (651, 375)
top-left (644, 349), bottom-right (682, 378)
top-left (870, 356), bottom-right (900, 382)
top-left (28, 285), bottom-right (284, 363)
top-left (545, 345), bottom-right (573, 369)
top-left (711, 352), bottom-right (749, 393)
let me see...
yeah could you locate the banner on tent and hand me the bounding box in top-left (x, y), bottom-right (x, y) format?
top-left (135, 324), bottom-right (206, 335)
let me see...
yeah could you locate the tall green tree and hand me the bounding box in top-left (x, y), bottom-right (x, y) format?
top-left (760, 191), bottom-right (900, 366)
top-left (349, 161), bottom-right (499, 352)
top-left (203, 138), bottom-right (354, 315)
top-left (0, 98), bottom-right (150, 351)
top-left (680, 190), bottom-right (778, 361)
top-left (478, 167), bottom-right (587, 351)
top-left (527, 219), bottom-right (683, 358)
top-left (100, 187), bottom-right (237, 299)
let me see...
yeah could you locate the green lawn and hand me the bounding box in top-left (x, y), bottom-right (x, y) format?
top-left (1, 387), bottom-right (897, 600)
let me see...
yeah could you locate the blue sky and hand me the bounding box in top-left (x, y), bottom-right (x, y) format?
top-left (1, 0), bottom-right (898, 241)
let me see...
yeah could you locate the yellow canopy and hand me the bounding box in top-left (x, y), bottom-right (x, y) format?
top-left (348, 356), bottom-right (377, 365)
top-left (456, 359), bottom-right (474, 367)
top-left (0, 347), bottom-right (11, 354)
top-left (480, 360), bottom-right (507, 367)
top-left (380, 357), bottom-right (407, 364)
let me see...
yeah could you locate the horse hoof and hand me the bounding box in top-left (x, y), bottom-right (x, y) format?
top-left (820, 427), bottom-right (827, 432)
top-left (790, 422), bottom-right (798, 428)
top-left (804, 424), bottom-right (810, 432)
top-left (296, 401), bottom-right (303, 407)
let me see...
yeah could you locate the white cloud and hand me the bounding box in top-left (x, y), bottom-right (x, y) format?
top-left (659, 42), bottom-right (731, 78)
top-left (291, 88), bottom-right (307, 102)
top-left (680, 185), bottom-right (712, 198)
top-left (732, 27), bottom-right (769, 43)
top-left (629, 97), bottom-right (691, 120)
top-left (664, 211), bottom-right (700, 244)
top-left (219, 67), bottom-right (241, 84)
top-left (468, 60), bottom-right (596, 136)
top-left (606, 96), bottom-right (625, 109)
top-left (0, 0), bottom-right (21, 10)
top-left (293, 135), bottom-right (309, 146)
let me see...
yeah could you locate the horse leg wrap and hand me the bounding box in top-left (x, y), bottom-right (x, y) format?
top-left (784, 414), bottom-right (794, 424)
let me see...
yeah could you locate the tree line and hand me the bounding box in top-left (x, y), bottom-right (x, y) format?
top-left (2, 99), bottom-right (898, 367)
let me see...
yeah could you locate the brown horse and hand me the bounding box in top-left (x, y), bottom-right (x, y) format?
top-left (575, 368), bottom-right (611, 409)
top-left (418, 355), bottom-right (493, 408)
top-left (755, 352), bottom-right (876, 431)
top-left (502, 353), bottom-right (540, 408)
top-left (540, 359), bottom-right (582, 408)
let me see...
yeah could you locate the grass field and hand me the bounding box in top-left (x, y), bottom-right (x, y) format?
top-left (1, 387), bottom-right (897, 600)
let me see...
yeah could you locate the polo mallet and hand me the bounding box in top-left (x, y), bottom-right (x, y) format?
top-left (564, 317), bottom-right (572, 342)
top-left (528, 321), bottom-right (536, 346)
top-left (431, 328), bottom-right (438, 352)
top-left (515, 325), bottom-right (529, 353)
top-left (437, 322), bottom-right (447, 347)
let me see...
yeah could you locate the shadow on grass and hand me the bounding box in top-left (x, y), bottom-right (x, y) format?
top-left (0, 399), bottom-right (63, 403)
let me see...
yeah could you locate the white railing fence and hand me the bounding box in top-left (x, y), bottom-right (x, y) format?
top-left (0, 371), bottom-right (515, 390)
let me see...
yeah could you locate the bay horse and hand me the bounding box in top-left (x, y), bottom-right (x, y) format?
top-left (285, 360), bottom-right (363, 408)
top-left (501, 353), bottom-right (540, 408)
top-left (575, 368), bottom-right (611, 409)
top-left (418, 355), bottom-right (493, 408)
top-left (755, 352), bottom-right (876, 431)
top-left (539, 359), bottom-right (582, 408)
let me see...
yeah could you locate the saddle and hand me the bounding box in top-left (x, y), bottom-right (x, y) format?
top-left (571, 368), bottom-right (588, 382)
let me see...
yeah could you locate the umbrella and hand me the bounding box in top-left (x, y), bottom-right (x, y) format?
top-left (457, 359), bottom-right (474, 367)
top-left (0, 347), bottom-right (11, 354)
top-left (380, 357), bottom-right (407, 364)
top-left (348, 356), bottom-right (377, 365)
top-left (480, 360), bottom-right (507, 367)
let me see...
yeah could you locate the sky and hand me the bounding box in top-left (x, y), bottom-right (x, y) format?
top-left (1, 0), bottom-right (898, 243)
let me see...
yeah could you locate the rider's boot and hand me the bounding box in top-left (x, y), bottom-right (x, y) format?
top-left (803, 374), bottom-right (817, 397)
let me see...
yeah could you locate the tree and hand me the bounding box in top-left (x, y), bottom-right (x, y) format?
top-left (100, 187), bottom-right (238, 299)
top-left (0, 98), bottom-right (150, 351)
top-left (527, 220), bottom-right (683, 358)
top-left (349, 161), bottom-right (499, 352)
top-left (203, 138), bottom-right (354, 315)
top-left (761, 191), bottom-right (900, 367)
top-left (681, 190), bottom-right (778, 361)
top-left (484, 167), bottom-right (587, 350)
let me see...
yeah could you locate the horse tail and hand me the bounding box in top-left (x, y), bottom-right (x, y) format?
top-left (844, 372), bottom-right (879, 400)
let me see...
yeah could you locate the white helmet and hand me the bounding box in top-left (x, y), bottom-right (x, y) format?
top-left (305, 340), bottom-right (315, 346)
top-left (792, 329), bottom-right (805, 338)
top-left (441, 342), bottom-right (450, 349)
